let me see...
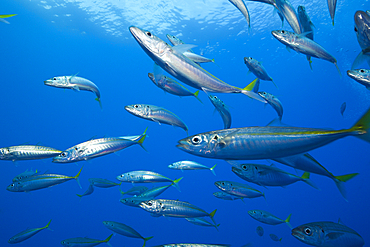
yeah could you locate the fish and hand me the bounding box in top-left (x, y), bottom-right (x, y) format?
top-left (352, 11), bottom-right (370, 69)
top-left (8, 220), bottom-right (52, 244)
top-left (231, 164), bottom-right (318, 189)
top-left (0, 144), bottom-right (62, 162)
top-left (88, 178), bottom-right (121, 188)
top-left (327, 0), bottom-right (337, 25)
top-left (213, 191), bottom-right (244, 201)
top-left (256, 226), bottom-right (264, 236)
top-left (244, 57), bottom-right (274, 83)
top-left (297, 5), bottom-right (315, 69)
top-left (292, 221), bottom-right (364, 247)
top-left (0, 14), bottom-right (17, 24)
top-left (116, 170), bottom-right (182, 191)
top-left (347, 69), bottom-right (370, 89)
top-left (120, 186), bottom-right (148, 196)
top-left (139, 199), bottom-right (217, 223)
top-left (129, 26), bottom-right (266, 103)
top-left (169, 160), bottom-right (217, 176)
top-left (61, 234), bottom-right (113, 247)
top-left (228, 0), bottom-right (250, 29)
top-left (77, 184), bottom-right (94, 198)
top-left (274, 0), bottom-right (302, 34)
top-left (7, 167), bottom-right (82, 192)
top-left (185, 217), bottom-right (220, 230)
top-left (125, 104), bottom-right (188, 134)
top-left (103, 221), bottom-right (153, 247)
top-left (13, 169), bottom-right (38, 182)
top-left (258, 91), bottom-right (283, 120)
top-left (137, 184), bottom-right (178, 198)
top-left (214, 181), bottom-right (265, 199)
top-left (120, 197), bottom-right (152, 208)
top-left (269, 233), bottom-right (282, 241)
top-left (248, 210), bottom-right (292, 228)
top-left (166, 34), bottom-right (187, 46)
top-left (271, 30), bottom-right (341, 76)
top-left (208, 94), bottom-right (232, 129)
top-left (340, 102), bottom-right (347, 116)
top-left (44, 75), bottom-right (102, 108)
top-left (151, 244), bottom-right (231, 247)
top-left (52, 129), bottom-right (147, 163)
top-left (148, 73), bottom-right (202, 102)
top-left (176, 107), bottom-right (370, 160)
top-left (245, 0), bottom-right (284, 25)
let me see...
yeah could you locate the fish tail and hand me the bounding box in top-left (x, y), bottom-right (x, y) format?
top-left (243, 78), bottom-right (259, 91)
top-left (74, 167), bottom-right (83, 189)
top-left (43, 219), bottom-right (52, 231)
top-left (285, 214), bottom-right (292, 229)
top-left (171, 177), bottom-right (183, 191)
top-left (95, 97), bottom-right (102, 110)
top-left (211, 58), bottom-right (215, 63)
top-left (0, 14), bottom-right (17, 18)
top-left (333, 173), bottom-right (359, 201)
top-left (301, 172), bottom-right (320, 190)
top-left (307, 56), bottom-right (313, 70)
top-left (209, 209), bottom-right (217, 225)
top-left (334, 62), bottom-right (342, 78)
top-left (241, 78), bottom-right (266, 102)
top-left (350, 107), bottom-right (370, 143)
top-left (271, 78), bottom-right (278, 89)
top-left (193, 90), bottom-right (203, 103)
top-left (142, 236), bottom-right (154, 247)
top-left (209, 164), bottom-right (217, 176)
top-left (215, 223), bottom-right (220, 231)
top-left (137, 127), bottom-right (148, 152)
top-left (103, 234), bottom-right (113, 245)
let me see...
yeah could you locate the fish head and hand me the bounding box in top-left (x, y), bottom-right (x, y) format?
top-left (354, 11), bottom-right (370, 49)
top-left (148, 72), bottom-right (158, 85)
top-left (44, 76), bottom-right (69, 88)
top-left (0, 147), bottom-right (13, 160)
top-left (232, 164), bottom-right (255, 178)
top-left (297, 5), bottom-right (307, 19)
top-left (208, 95), bottom-right (225, 108)
top-left (292, 223), bottom-right (324, 246)
top-left (116, 172), bottom-right (137, 182)
top-left (8, 236), bottom-right (17, 243)
top-left (214, 181), bottom-right (233, 191)
top-left (166, 34), bottom-right (183, 46)
top-left (6, 181), bottom-right (23, 192)
top-left (347, 69), bottom-right (370, 83)
top-left (129, 26), bottom-right (170, 59)
top-left (258, 91), bottom-right (272, 101)
top-left (248, 210), bottom-right (263, 219)
top-left (271, 30), bottom-right (295, 46)
top-left (139, 199), bottom-right (163, 213)
top-left (52, 149), bottom-right (77, 163)
top-left (168, 162), bottom-right (178, 169)
top-left (125, 104), bottom-right (152, 118)
top-left (61, 240), bottom-right (71, 246)
top-left (102, 221), bottom-right (116, 229)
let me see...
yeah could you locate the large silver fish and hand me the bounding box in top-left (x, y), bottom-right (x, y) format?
top-left (272, 30), bottom-right (340, 75)
top-left (228, 0), bottom-right (250, 28)
top-left (0, 144), bottom-right (62, 162)
top-left (258, 91), bottom-right (283, 120)
top-left (274, 0), bottom-right (302, 34)
top-left (44, 75), bottom-right (102, 108)
top-left (177, 107), bottom-right (370, 160)
top-left (352, 11), bottom-right (370, 69)
top-left (129, 26), bottom-right (265, 102)
top-left (125, 104), bottom-right (188, 134)
top-left (292, 221), bottom-right (364, 247)
top-left (208, 95), bottom-right (231, 129)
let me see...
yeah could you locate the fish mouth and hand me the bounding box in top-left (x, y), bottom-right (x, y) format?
top-left (291, 228), bottom-right (305, 241)
top-left (271, 30), bottom-right (280, 38)
top-left (346, 70), bottom-right (356, 78)
top-left (176, 140), bottom-right (189, 151)
top-left (129, 26), bottom-right (141, 41)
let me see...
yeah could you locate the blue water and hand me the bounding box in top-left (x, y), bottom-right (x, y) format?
top-left (1, 0), bottom-right (370, 246)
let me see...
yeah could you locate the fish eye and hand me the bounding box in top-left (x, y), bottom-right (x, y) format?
top-left (75, 147), bottom-right (78, 150)
top-left (191, 136), bottom-right (201, 144)
top-left (360, 69), bottom-right (365, 73)
top-left (249, 57), bottom-right (252, 59)
top-left (61, 152), bottom-right (67, 157)
top-left (255, 166), bottom-right (258, 170)
top-left (354, 27), bottom-right (358, 32)
top-left (53, 77), bottom-right (56, 80)
top-left (213, 135), bottom-right (219, 140)
top-left (221, 182), bottom-right (225, 186)
top-left (147, 105), bottom-right (149, 108)
top-left (146, 31), bottom-right (152, 37)
top-left (134, 105), bottom-right (139, 108)
top-left (281, 30), bottom-right (285, 34)
top-left (213, 96), bottom-right (218, 99)
top-left (10, 184), bottom-right (14, 187)
top-left (242, 165), bottom-right (247, 170)
top-left (304, 227), bottom-right (312, 236)
top-left (148, 202), bottom-right (152, 206)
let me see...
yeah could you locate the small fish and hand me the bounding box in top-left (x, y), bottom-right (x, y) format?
top-left (297, 5), bottom-right (315, 69)
top-left (185, 218), bottom-right (220, 230)
top-left (248, 210), bottom-right (292, 228)
top-left (0, 14), bottom-right (17, 24)
top-left (138, 183), bottom-right (179, 198)
top-left (183, 52), bottom-right (215, 64)
top-left (228, 0), bottom-right (250, 29)
top-left (77, 184), bottom-right (94, 198)
top-left (169, 160), bottom-right (217, 176)
top-left (214, 181), bottom-right (265, 199)
top-left (292, 221), bottom-right (364, 247)
top-left (116, 170), bottom-right (182, 191)
top-left (166, 34), bottom-right (187, 46)
top-left (274, 0), bottom-right (302, 34)
top-left (327, 0), bottom-right (337, 25)
top-left (352, 11), bottom-right (370, 69)
top-left (256, 226), bottom-right (264, 236)
top-left (258, 91), bottom-right (283, 120)
top-left (213, 191), bottom-right (244, 201)
top-left (88, 178), bottom-right (121, 188)
top-left (340, 102), bottom-right (347, 116)
top-left (152, 244), bottom-right (231, 247)
top-left (269, 233), bottom-right (282, 241)
top-left (120, 186), bottom-right (148, 196)
top-left (125, 104), bottom-right (188, 134)
top-left (272, 30), bottom-right (340, 76)
top-left (13, 169), bottom-right (38, 182)
top-left (8, 220), bottom-right (52, 244)
top-left (7, 168), bottom-right (82, 192)
top-left (208, 95), bottom-right (231, 129)
top-left (0, 145), bottom-right (62, 162)
top-left (244, 57), bottom-right (274, 82)
top-left (103, 221), bottom-right (153, 247)
top-left (120, 197), bottom-right (152, 208)
top-left (61, 234), bottom-right (113, 247)
top-left (347, 69), bottom-right (370, 89)
top-left (44, 75), bottom-right (102, 108)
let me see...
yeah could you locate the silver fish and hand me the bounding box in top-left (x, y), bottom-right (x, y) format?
top-left (213, 191), bottom-right (244, 201)
top-left (347, 69), bottom-right (370, 89)
top-left (120, 186), bottom-right (148, 196)
top-left (214, 181), bottom-right (265, 199)
top-left (297, 5), bottom-right (314, 69)
top-left (52, 129), bottom-right (147, 163)
top-left (271, 30), bottom-right (340, 75)
top-left (169, 160), bottom-right (217, 176)
top-left (120, 197), bottom-right (152, 208)
top-left (8, 220), bottom-right (51, 244)
top-left (327, 0), bottom-right (337, 25)
top-left (88, 178), bottom-right (121, 188)
top-left (244, 57), bottom-right (273, 82)
top-left (248, 210), bottom-right (292, 228)
top-left (274, 0), bottom-right (302, 34)
top-left (258, 91), bottom-right (283, 120)
top-left (185, 217), bottom-right (220, 230)
top-left (228, 0), bottom-right (250, 28)
top-left (352, 11), bottom-right (370, 69)
top-left (183, 52), bottom-right (215, 64)
top-left (208, 94), bottom-right (232, 129)
top-left (138, 183), bottom-right (179, 199)
top-left (292, 221), bottom-right (364, 247)
top-left (61, 234), bottom-right (113, 247)
top-left (129, 26), bottom-right (266, 102)
top-left (0, 145), bottom-right (62, 162)
top-left (44, 75), bottom-right (102, 108)
top-left (125, 104), bottom-right (188, 134)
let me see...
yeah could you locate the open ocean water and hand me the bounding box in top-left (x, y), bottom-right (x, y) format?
top-left (1, 0), bottom-right (370, 246)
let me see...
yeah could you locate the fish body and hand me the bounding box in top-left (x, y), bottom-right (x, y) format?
top-left (292, 221), bottom-right (364, 247)
top-left (7, 168), bottom-right (82, 192)
top-left (0, 145), bottom-right (62, 162)
top-left (214, 181), bottom-right (265, 199)
top-left (244, 57), bottom-right (273, 81)
top-left (183, 52), bottom-right (215, 64)
top-left (125, 104), bottom-right (188, 134)
top-left (88, 178), bottom-right (121, 188)
top-left (138, 184), bottom-right (174, 198)
top-left (53, 130), bottom-right (147, 163)
top-left (129, 26), bottom-right (265, 102)
top-left (228, 0), bottom-right (250, 28)
top-left (327, 0), bottom-right (337, 25)
top-left (258, 91), bottom-right (283, 120)
top-left (270, 233), bottom-right (282, 241)
top-left (347, 69), bottom-right (370, 89)
top-left (213, 191), bottom-right (243, 201)
top-left (352, 11), bottom-right (370, 68)
top-left (185, 218), bottom-right (219, 230)
top-left (256, 226), bottom-right (264, 236)
top-left (44, 75), bottom-right (101, 107)
top-left (13, 169), bottom-right (38, 182)
top-left (248, 210), bottom-right (292, 228)
top-left (120, 186), bottom-right (148, 196)
top-left (340, 102), bottom-right (347, 116)
top-left (169, 160), bottom-right (217, 175)
top-left (61, 234), bottom-right (113, 247)
top-left (8, 220), bottom-right (51, 244)
top-left (271, 30), bottom-right (339, 74)
top-left (103, 221), bottom-right (153, 246)
top-left (77, 184), bottom-right (94, 198)
top-left (208, 95), bottom-right (231, 129)
top-left (177, 107), bottom-right (370, 160)
top-left (274, 0), bottom-right (302, 34)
